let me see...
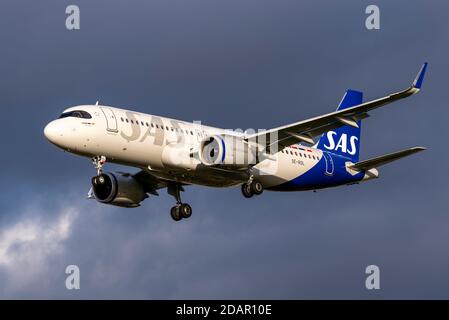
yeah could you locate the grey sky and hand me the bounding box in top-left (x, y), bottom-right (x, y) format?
top-left (0, 0), bottom-right (447, 298)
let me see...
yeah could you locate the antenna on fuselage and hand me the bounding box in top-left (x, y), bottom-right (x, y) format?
top-left (95, 101), bottom-right (99, 106)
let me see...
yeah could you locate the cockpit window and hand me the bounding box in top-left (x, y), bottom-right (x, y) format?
top-left (59, 110), bottom-right (92, 119)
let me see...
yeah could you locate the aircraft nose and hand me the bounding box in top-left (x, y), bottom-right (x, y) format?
top-left (44, 120), bottom-right (61, 144)
top-left (44, 119), bottom-right (67, 147)
top-left (44, 119), bottom-right (75, 150)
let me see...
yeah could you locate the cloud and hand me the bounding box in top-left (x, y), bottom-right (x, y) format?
top-left (0, 205), bottom-right (78, 295)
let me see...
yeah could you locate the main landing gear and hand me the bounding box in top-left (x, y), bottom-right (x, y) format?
top-left (168, 182), bottom-right (192, 222)
top-left (241, 178), bottom-right (264, 198)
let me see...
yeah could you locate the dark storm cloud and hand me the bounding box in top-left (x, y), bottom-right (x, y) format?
top-left (0, 0), bottom-right (448, 298)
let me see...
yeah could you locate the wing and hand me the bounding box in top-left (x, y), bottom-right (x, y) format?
top-left (349, 147), bottom-right (426, 171)
top-left (132, 170), bottom-right (172, 195)
top-left (246, 63), bottom-right (428, 150)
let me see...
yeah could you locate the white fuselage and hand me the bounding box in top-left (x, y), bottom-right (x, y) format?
top-left (44, 105), bottom-right (360, 191)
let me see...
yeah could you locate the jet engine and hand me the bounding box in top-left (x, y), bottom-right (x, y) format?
top-left (199, 135), bottom-right (256, 167)
top-left (90, 172), bottom-right (147, 208)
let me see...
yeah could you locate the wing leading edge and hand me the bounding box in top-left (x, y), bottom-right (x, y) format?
top-left (246, 63), bottom-right (428, 151)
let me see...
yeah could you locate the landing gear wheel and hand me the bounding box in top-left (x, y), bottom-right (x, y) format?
top-left (170, 206), bottom-right (182, 221)
top-left (241, 183), bottom-right (253, 198)
top-left (251, 181), bottom-right (264, 195)
top-left (168, 183), bottom-right (193, 221)
top-left (179, 203), bottom-right (192, 219)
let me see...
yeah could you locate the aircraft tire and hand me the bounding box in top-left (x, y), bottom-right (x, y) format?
top-left (180, 203), bottom-right (192, 219)
top-left (241, 183), bottom-right (253, 198)
top-left (170, 206), bottom-right (182, 221)
top-left (251, 181), bottom-right (264, 195)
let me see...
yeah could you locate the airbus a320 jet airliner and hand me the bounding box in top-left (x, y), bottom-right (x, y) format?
top-left (44, 63), bottom-right (428, 221)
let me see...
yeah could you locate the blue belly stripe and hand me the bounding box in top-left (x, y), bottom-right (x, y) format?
top-left (268, 155), bottom-right (364, 191)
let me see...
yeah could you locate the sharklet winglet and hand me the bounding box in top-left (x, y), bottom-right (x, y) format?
top-left (412, 62), bottom-right (428, 90)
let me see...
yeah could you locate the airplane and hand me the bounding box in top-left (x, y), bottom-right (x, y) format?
top-left (44, 63), bottom-right (428, 221)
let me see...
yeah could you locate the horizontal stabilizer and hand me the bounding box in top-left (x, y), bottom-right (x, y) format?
top-left (349, 147), bottom-right (426, 171)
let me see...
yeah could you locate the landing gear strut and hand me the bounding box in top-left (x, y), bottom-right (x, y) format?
top-left (168, 182), bottom-right (192, 221)
top-left (92, 155), bottom-right (107, 175)
top-left (241, 177), bottom-right (264, 198)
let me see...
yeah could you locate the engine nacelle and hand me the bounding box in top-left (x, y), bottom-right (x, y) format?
top-left (91, 172), bottom-right (147, 208)
top-left (199, 135), bottom-right (256, 167)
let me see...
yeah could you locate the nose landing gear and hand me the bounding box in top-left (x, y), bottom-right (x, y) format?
top-left (92, 155), bottom-right (107, 175)
top-left (168, 182), bottom-right (192, 221)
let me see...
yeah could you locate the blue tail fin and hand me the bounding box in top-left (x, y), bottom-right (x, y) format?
top-left (316, 90), bottom-right (363, 161)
